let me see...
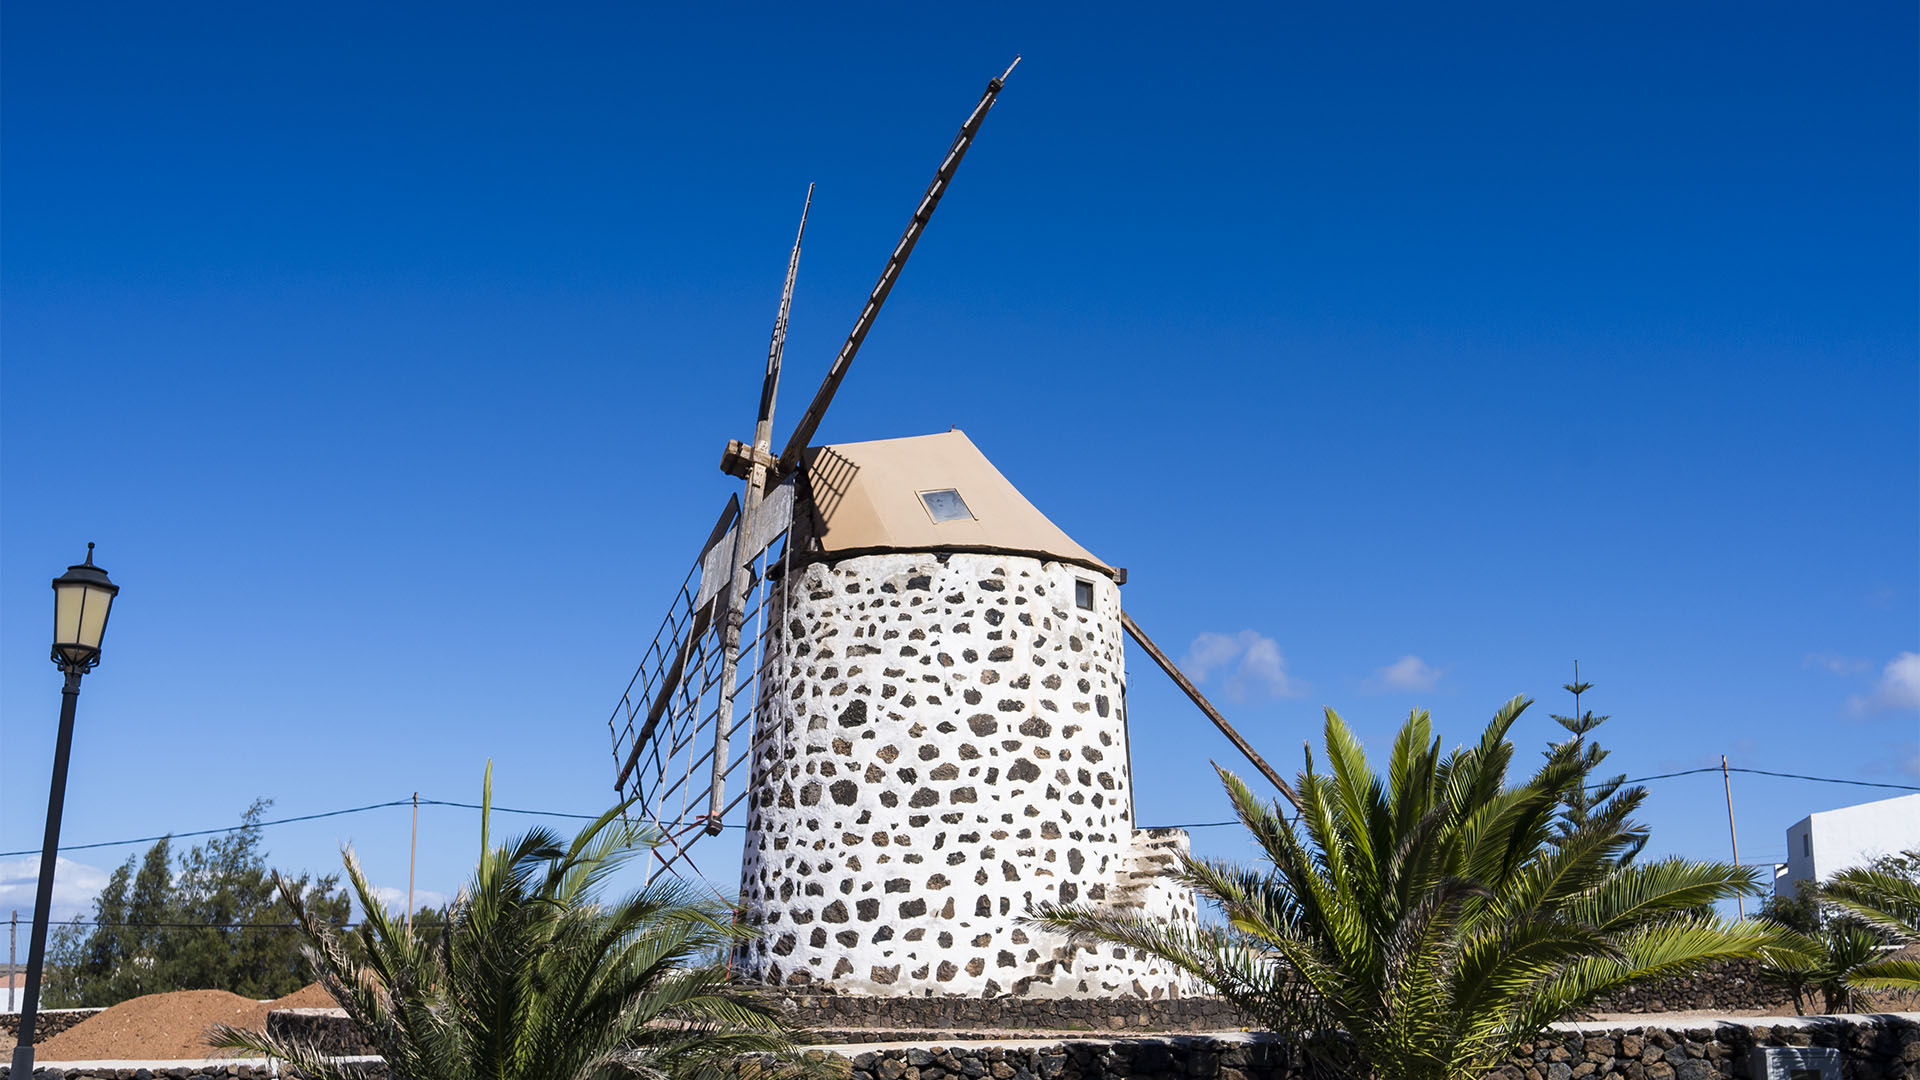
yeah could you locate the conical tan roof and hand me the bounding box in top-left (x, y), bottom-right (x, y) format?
top-left (797, 429), bottom-right (1116, 577)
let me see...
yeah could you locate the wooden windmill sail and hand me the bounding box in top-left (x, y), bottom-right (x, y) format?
top-left (609, 59), bottom-right (1024, 880)
top-left (608, 57), bottom-right (1297, 891)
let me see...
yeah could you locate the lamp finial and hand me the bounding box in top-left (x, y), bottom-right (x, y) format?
top-left (84, 542), bottom-right (95, 566)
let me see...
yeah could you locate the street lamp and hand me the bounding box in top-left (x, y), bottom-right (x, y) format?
top-left (11, 544), bottom-right (118, 1078)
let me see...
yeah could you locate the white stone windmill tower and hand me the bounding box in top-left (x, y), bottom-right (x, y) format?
top-left (608, 60), bottom-right (1299, 1000)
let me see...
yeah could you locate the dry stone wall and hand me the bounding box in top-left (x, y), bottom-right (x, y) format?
top-left (0, 1011), bottom-right (102, 1042)
top-left (813, 1018), bottom-right (1920, 1080)
top-left (3, 1062), bottom-right (311, 1080)
top-left (154, 1013), bottom-right (1919, 1080)
top-left (735, 552), bottom-right (1196, 998)
top-left (1582, 961), bottom-right (1796, 1016)
top-left (772, 993), bottom-right (1252, 1037)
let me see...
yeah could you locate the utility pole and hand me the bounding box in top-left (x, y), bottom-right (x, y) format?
top-left (407, 792), bottom-right (419, 930)
top-left (1721, 755), bottom-right (1744, 918)
top-left (9, 910), bottom-right (16, 1012)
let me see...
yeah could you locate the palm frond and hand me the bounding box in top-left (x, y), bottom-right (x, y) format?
top-left (207, 1024), bottom-right (376, 1080)
top-left (256, 770), bottom-right (807, 1080)
top-left (1823, 866), bottom-right (1920, 940)
top-left (1849, 956), bottom-right (1920, 991)
top-left (1032, 697), bottom-right (1768, 1080)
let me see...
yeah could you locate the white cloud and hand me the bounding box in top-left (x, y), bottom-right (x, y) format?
top-left (367, 885), bottom-right (453, 916)
top-left (1181, 631), bottom-right (1307, 701)
top-left (1362, 655), bottom-right (1446, 694)
top-left (1848, 651), bottom-right (1920, 714)
top-left (0, 855), bottom-right (113, 923)
top-left (1805, 652), bottom-right (1870, 676)
top-left (1875, 652), bottom-right (1920, 709)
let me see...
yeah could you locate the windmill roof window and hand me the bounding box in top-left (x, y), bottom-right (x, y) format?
top-left (918, 488), bottom-right (974, 523)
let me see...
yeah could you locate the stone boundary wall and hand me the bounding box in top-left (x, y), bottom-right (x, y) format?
top-left (260, 995), bottom-right (1259, 1056)
top-left (1584, 961), bottom-right (1797, 1016)
top-left (0, 1009), bottom-right (105, 1041)
top-left (263, 1009), bottom-right (372, 1057)
top-left (774, 993), bottom-right (1252, 1035)
top-left (826, 1019), bottom-right (1918, 1080)
top-left (1488, 1016), bottom-right (1917, 1080)
top-left (7, 1017), bottom-right (1918, 1080)
top-left (0, 1057), bottom-right (383, 1080)
top-left (1582, 959), bottom-right (1918, 1018)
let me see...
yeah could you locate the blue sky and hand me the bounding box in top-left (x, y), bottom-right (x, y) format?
top-left (2, 3), bottom-right (1915, 925)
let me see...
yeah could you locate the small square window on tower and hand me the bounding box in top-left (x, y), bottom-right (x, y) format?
top-left (1075, 579), bottom-right (1095, 610)
top-left (918, 488), bottom-right (973, 523)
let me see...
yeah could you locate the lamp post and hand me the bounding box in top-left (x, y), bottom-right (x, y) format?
top-left (10, 544), bottom-right (118, 1078)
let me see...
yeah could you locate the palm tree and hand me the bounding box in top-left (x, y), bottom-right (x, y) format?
top-left (214, 769), bottom-right (813, 1080)
top-left (1028, 697), bottom-right (1777, 1080)
top-left (1821, 860), bottom-right (1920, 993)
top-left (1756, 908), bottom-right (1891, 1013)
top-left (1756, 853), bottom-right (1920, 1010)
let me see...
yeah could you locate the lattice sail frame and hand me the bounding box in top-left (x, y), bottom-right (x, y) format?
top-left (609, 479), bottom-right (794, 883)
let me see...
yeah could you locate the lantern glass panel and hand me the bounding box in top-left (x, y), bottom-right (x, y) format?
top-left (54, 583), bottom-right (86, 647)
top-left (76, 585), bottom-right (112, 650)
top-left (54, 582), bottom-right (112, 651)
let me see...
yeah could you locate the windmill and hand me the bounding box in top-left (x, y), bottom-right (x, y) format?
top-left (608, 59), bottom-right (1299, 999)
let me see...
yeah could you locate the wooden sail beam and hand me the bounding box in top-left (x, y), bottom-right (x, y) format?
top-left (708, 184), bottom-right (814, 833)
top-left (775, 57), bottom-right (1020, 475)
top-left (1120, 610), bottom-right (1302, 811)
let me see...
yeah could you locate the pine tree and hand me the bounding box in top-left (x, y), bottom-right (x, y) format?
top-left (1547, 664), bottom-right (1647, 861)
top-left (45, 802), bottom-right (348, 1006)
top-left (120, 837), bottom-right (175, 998)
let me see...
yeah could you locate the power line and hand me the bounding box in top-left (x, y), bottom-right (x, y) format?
top-left (1722, 766), bottom-right (1918, 791)
top-left (418, 798), bottom-right (602, 821)
top-left (2, 764), bottom-right (1912, 857)
top-left (1602, 766), bottom-right (1918, 793)
top-left (0, 799), bottom-right (415, 858)
top-left (1150, 766), bottom-right (1918, 829)
top-left (36, 920), bottom-right (333, 930)
top-left (419, 801), bottom-right (746, 829)
top-left (0, 799), bottom-right (736, 859)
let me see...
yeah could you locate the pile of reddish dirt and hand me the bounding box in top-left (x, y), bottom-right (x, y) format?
top-left (35, 983), bottom-right (336, 1061)
top-left (270, 982), bottom-right (340, 1010)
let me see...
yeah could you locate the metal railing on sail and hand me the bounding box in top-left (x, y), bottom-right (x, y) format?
top-left (607, 501), bottom-right (791, 882)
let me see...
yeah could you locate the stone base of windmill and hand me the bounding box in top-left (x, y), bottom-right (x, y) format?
top-left (733, 551), bottom-right (1204, 1000)
top-left (747, 826), bottom-right (1200, 999)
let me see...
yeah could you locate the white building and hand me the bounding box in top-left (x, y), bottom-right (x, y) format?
top-left (1774, 792), bottom-right (1920, 898)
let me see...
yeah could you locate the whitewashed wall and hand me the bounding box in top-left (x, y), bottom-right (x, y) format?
top-left (735, 552), bottom-right (1196, 998)
top-left (1775, 792), bottom-right (1920, 897)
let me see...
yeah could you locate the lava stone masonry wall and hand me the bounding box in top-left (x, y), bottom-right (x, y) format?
top-left (735, 552), bottom-right (1196, 999)
top-left (1583, 962), bottom-right (1798, 1016)
top-left (262, 1009), bottom-right (374, 1056)
top-left (823, 1019), bottom-right (1920, 1080)
top-left (255, 997), bottom-right (1258, 1060)
top-left (1489, 1018), bottom-right (1919, 1080)
top-left (774, 993), bottom-right (1253, 1036)
top-left (19, 1017), bottom-right (1914, 1080)
top-left (1578, 959), bottom-right (1915, 1017)
top-left (2, 1059), bottom-right (386, 1080)
top-left (0, 1010), bottom-right (103, 1042)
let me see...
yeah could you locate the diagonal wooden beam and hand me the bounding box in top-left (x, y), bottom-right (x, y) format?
top-left (775, 57), bottom-right (1021, 474)
top-left (1121, 610), bottom-right (1302, 811)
